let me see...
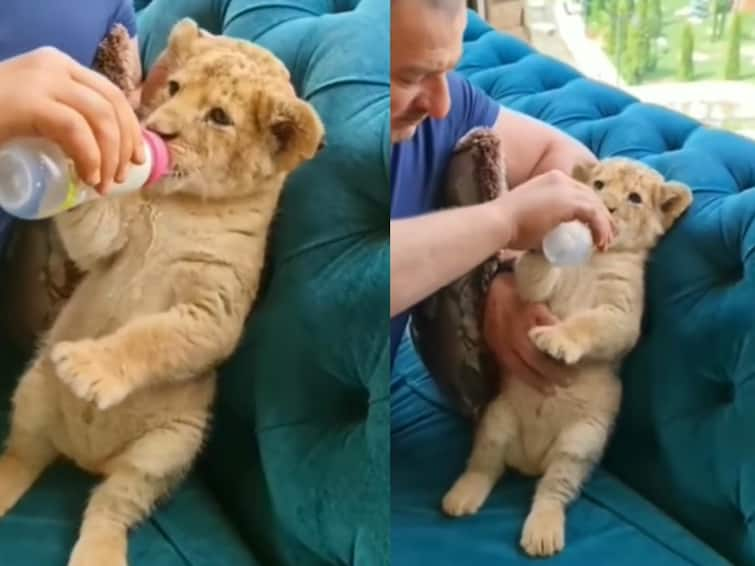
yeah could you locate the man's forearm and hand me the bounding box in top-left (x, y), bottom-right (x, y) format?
top-left (390, 200), bottom-right (511, 316)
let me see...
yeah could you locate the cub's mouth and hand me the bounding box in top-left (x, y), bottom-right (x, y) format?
top-left (153, 136), bottom-right (190, 180)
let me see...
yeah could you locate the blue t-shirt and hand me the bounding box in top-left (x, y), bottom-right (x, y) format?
top-left (0, 0), bottom-right (137, 253)
top-left (0, 0), bottom-right (136, 65)
top-left (390, 72), bottom-right (501, 363)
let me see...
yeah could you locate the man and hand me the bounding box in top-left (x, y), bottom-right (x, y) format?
top-left (390, 0), bottom-right (614, 393)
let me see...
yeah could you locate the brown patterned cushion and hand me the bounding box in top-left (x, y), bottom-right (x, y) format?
top-left (410, 128), bottom-right (506, 419)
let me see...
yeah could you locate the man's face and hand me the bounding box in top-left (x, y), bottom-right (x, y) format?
top-left (390, 1), bottom-right (467, 143)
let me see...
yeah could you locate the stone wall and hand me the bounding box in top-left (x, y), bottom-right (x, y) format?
top-left (474, 0), bottom-right (532, 42)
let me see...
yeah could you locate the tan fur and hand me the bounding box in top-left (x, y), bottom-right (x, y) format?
top-left (442, 158), bottom-right (692, 557)
top-left (0, 19), bottom-right (324, 566)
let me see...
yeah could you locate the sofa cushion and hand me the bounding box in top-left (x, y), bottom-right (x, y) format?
top-left (0, 345), bottom-right (259, 566)
top-left (137, 1), bottom-right (389, 565)
top-left (450, 11), bottom-right (755, 565)
top-left (392, 334), bottom-right (732, 566)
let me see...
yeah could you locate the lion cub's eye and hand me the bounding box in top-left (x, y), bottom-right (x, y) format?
top-left (207, 107), bottom-right (233, 126)
top-left (628, 192), bottom-right (643, 204)
top-left (168, 81), bottom-right (180, 96)
top-left (593, 180), bottom-right (604, 190)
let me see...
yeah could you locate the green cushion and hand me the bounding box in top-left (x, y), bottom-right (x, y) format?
top-left (137, 1), bottom-right (389, 565)
top-left (0, 345), bottom-right (259, 566)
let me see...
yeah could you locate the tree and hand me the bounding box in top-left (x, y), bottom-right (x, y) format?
top-left (637, 0), bottom-right (652, 72)
top-left (711, 0), bottom-right (731, 41)
top-left (724, 12), bottom-right (742, 79)
top-left (613, 0), bottom-right (630, 65)
top-left (679, 23), bottom-right (695, 81)
top-left (588, 0), bottom-right (605, 35)
top-left (647, 0), bottom-right (663, 70)
top-left (650, 0), bottom-right (663, 38)
top-left (624, 19), bottom-right (644, 83)
top-left (606, 0), bottom-right (618, 54)
top-left (590, 0), bottom-right (606, 16)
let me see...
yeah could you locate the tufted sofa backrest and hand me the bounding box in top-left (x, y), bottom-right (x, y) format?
top-left (137, 1), bottom-right (389, 564)
top-left (459, 12), bottom-right (755, 565)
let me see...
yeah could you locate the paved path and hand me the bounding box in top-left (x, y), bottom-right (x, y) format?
top-left (550, 0), bottom-right (625, 86)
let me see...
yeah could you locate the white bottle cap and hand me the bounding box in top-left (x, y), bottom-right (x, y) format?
top-left (542, 221), bottom-right (594, 266)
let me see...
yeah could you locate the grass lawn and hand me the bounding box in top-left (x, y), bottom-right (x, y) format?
top-left (588, 0), bottom-right (755, 82)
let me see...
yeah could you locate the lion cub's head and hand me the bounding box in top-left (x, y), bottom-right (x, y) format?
top-left (142, 19), bottom-right (325, 199)
top-left (573, 159), bottom-right (692, 252)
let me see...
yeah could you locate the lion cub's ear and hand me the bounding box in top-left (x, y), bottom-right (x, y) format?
top-left (166, 18), bottom-right (204, 64)
top-left (658, 181), bottom-right (693, 231)
top-left (267, 97), bottom-right (326, 172)
top-left (572, 161), bottom-right (596, 184)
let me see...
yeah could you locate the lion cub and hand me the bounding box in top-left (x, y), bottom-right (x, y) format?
top-left (442, 159), bottom-right (692, 557)
top-left (0, 19), bottom-right (324, 566)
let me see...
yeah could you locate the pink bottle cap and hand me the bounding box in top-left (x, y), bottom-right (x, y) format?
top-left (142, 128), bottom-right (171, 187)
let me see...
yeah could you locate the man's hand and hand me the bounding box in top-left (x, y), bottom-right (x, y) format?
top-left (483, 274), bottom-right (573, 395)
top-left (497, 169), bottom-right (614, 252)
top-left (390, 169), bottom-right (613, 317)
top-left (0, 47), bottom-right (144, 194)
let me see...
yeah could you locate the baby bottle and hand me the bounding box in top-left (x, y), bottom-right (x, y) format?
top-left (0, 129), bottom-right (170, 219)
top-left (541, 221), bottom-right (594, 266)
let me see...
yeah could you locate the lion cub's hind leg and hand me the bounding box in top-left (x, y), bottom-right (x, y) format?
top-left (442, 395), bottom-right (518, 517)
top-left (0, 359), bottom-right (59, 517)
top-left (520, 418), bottom-right (609, 558)
top-left (67, 414), bottom-right (207, 566)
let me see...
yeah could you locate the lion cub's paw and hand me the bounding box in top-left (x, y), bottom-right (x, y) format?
top-left (441, 472), bottom-right (494, 517)
top-left (51, 340), bottom-right (130, 410)
top-left (68, 529), bottom-right (127, 566)
top-left (520, 505), bottom-right (566, 557)
top-left (529, 326), bottom-right (585, 365)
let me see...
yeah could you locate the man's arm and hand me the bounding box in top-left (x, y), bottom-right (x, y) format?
top-left (390, 169), bottom-right (613, 317)
top-left (492, 107), bottom-right (597, 188)
top-left (391, 201), bottom-right (511, 316)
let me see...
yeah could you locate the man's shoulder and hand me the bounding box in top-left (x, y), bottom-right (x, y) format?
top-left (393, 72), bottom-right (501, 174)
top-left (443, 72), bottom-right (501, 138)
top-left (445, 71), bottom-right (473, 100)
top-left (390, 73), bottom-right (501, 217)
top-left (108, 0), bottom-right (138, 37)
top-left (407, 73), bottom-right (498, 140)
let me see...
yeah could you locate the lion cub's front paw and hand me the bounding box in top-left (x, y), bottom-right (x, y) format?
top-left (520, 505), bottom-right (566, 557)
top-left (51, 340), bottom-right (130, 410)
top-left (441, 472), bottom-right (494, 517)
top-left (529, 326), bottom-right (585, 365)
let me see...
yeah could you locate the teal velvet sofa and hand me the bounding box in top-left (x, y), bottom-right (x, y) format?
top-left (0, 1), bottom-right (389, 565)
top-left (391, 10), bottom-right (755, 566)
